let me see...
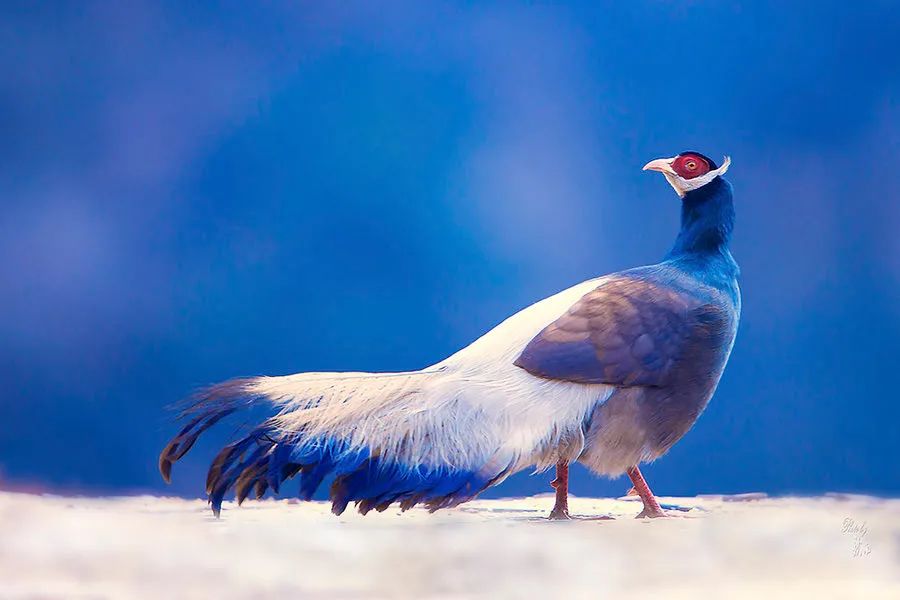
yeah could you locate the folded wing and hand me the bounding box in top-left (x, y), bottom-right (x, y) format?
top-left (514, 275), bottom-right (705, 387)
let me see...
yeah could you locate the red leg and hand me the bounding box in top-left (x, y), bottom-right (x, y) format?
top-left (625, 465), bottom-right (666, 518)
top-left (548, 460), bottom-right (570, 520)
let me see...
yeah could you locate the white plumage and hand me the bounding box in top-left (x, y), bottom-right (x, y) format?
top-left (252, 276), bottom-right (613, 477)
top-left (161, 150), bottom-right (740, 519)
top-left (159, 274), bottom-right (623, 515)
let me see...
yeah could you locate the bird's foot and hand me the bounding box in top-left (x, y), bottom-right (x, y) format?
top-left (548, 509), bottom-right (615, 521)
top-left (635, 504), bottom-right (669, 519)
top-left (634, 501), bottom-right (695, 518)
top-left (548, 506), bottom-right (571, 520)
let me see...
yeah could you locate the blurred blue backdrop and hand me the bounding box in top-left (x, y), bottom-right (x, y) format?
top-left (1, 1), bottom-right (898, 500)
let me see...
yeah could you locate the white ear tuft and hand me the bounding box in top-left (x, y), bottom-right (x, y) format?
top-left (670, 154), bottom-right (732, 196)
top-left (717, 156), bottom-right (731, 176)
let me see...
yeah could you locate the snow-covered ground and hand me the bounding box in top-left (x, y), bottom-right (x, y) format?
top-left (1, 491), bottom-right (898, 599)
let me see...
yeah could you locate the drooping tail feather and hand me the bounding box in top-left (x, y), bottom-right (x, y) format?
top-left (159, 370), bottom-right (520, 517)
top-left (158, 377), bottom-right (264, 484)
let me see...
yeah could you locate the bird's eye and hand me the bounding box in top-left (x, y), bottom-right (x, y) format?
top-left (672, 154), bottom-right (712, 179)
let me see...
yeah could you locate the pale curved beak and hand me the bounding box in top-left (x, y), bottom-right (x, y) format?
top-left (642, 157), bottom-right (676, 174)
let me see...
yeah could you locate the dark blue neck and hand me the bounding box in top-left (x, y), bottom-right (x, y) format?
top-left (667, 177), bottom-right (735, 259)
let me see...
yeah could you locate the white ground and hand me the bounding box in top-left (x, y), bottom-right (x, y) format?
top-left (0, 491), bottom-right (898, 599)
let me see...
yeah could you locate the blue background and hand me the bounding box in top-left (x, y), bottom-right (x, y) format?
top-left (1, 1), bottom-right (898, 500)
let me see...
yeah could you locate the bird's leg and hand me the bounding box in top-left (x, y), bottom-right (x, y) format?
top-left (548, 460), bottom-right (571, 520)
top-left (625, 465), bottom-right (666, 518)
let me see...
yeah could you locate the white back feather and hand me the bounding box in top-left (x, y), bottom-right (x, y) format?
top-left (250, 277), bottom-right (614, 475)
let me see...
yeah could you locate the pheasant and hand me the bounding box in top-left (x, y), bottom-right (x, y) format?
top-left (160, 151), bottom-right (740, 520)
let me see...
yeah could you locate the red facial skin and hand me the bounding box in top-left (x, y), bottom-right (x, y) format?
top-left (671, 153), bottom-right (711, 179)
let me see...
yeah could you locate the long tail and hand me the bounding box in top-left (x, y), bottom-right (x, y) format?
top-left (160, 369), bottom-right (520, 516)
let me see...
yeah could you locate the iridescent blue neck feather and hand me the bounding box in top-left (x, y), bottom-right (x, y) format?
top-left (665, 177), bottom-right (739, 298)
top-left (668, 177), bottom-right (734, 257)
